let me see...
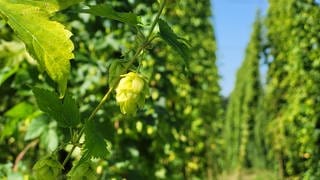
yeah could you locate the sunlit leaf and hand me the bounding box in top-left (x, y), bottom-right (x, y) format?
top-left (4, 102), bottom-right (34, 118)
top-left (8, 0), bottom-right (83, 14)
top-left (0, 0), bottom-right (75, 97)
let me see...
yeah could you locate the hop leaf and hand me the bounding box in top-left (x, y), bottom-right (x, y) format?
top-left (0, 0), bottom-right (77, 97)
top-left (32, 87), bottom-right (80, 128)
top-left (158, 19), bottom-right (190, 61)
top-left (81, 4), bottom-right (139, 26)
top-left (116, 72), bottom-right (149, 115)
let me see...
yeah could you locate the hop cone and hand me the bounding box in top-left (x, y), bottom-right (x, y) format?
top-left (116, 72), bottom-right (148, 115)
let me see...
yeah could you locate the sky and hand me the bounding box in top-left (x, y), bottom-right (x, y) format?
top-left (211, 0), bottom-right (268, 97)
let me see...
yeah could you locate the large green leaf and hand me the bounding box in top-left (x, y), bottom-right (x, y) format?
top-left (25, 115), bottom-right (50, 141)
top-left (0, 0), bottom-right (76, 97)
top-left (32, 87), bottom-right (80, 127)
top-left (83, 119), bottom-right (114, 158)
top-left (81, 4), bottom-right (139, 26)
top-left (158, 19), bottom-right (190, 61)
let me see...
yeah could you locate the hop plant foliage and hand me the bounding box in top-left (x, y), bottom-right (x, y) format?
top-left (0, 0), bottom-right (223, 179)
top-left (116, 72), bottom-right (149, 115)
top-left (0, 0), bottom-right (78, 97)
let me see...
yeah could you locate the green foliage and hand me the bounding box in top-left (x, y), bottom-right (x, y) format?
top-left (4, 102), bottom-right (34, 119)
top-left (39, 122), bottom-right (59, 152)
top-left (81, 4), bottom-right (139, 26)
top-left (261, 0), bottom-right (320, 178)
top-left (158, 19), bottom-right (190, 60)
top-left (32, 87), bottom-right (80, 127)
top-left (83, 119), bottom-right (114, 159)
top-left (8, 0), bottom-right (83, 14)
top-left (152, 0), bottom-right (223, 178)
top-left (224, 13), bottom-right (263, 171)
top-left (25, 114), bottom-right (59, 152)
top-left (0, 0), bottom-right (222, 179)
top-left (1, 102), bottom-right (35, 141)
top-left (0, 0), bottom-right (75, 97)
top-left (0, 40), bottom-right (31, 86)
top-left (222, 2), bottom-right (320, 179)
top-left (24, 115), bottom-right (48, 141)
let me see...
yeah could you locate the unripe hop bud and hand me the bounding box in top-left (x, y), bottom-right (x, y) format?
top-left (116, 72), bottom-right (148, 115)
top-left (68, 161), bottom-right (98, 180)
top-left (33, 155), bottom-right (63, 180)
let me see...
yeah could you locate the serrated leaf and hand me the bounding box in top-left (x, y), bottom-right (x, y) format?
top-left (158, 19), bottom-right (190, 61)
top-left (0, 0), bottom-right (75, 97)
top-left (25, 115), bottom-right (49, 141)
top-left (83, 120), bottom-right (114, 158)
top-left (32, 87), bottom-right (80, 127)
top-left (62, 92), bottom-right (81, 126)
top-left (81, 4), bottom-right (139, 26)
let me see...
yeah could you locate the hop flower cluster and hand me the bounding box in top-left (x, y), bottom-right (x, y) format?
top-left (116, 72), bottom-right (148, 115)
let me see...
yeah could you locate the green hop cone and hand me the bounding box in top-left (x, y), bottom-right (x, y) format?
top-left (116, 72), bottom-right (149, 115)
top-left (68, 161), bottom-right (98, 180)
top-left (33, 155), bottom-right (63, 180)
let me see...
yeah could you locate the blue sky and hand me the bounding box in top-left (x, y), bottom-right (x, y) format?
top-left (211, 0), bottom-right (268, 97)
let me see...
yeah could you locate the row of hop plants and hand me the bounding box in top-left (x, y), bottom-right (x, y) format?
top-left (223, 0), bottom-right (320, 179)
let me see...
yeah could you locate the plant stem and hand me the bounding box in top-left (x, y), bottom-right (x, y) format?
top-left (62, 0), bottom-right (167, 168)
top-left (146, 0), bottom-right (167, 41)
top-left (13, 139), bottom-right (39, 172)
